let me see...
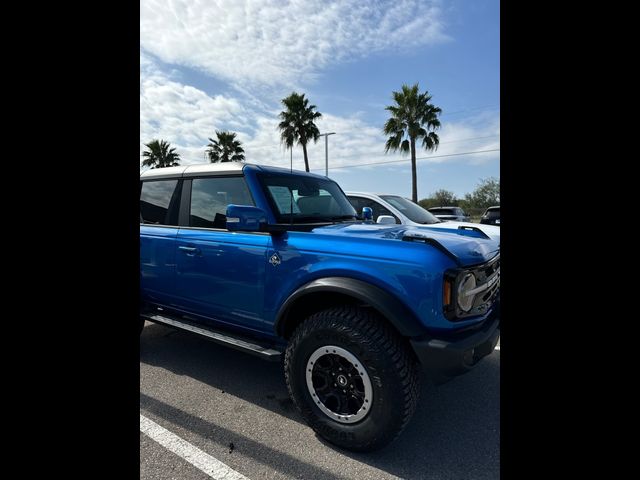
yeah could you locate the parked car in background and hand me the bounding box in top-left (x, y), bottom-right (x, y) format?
top-left (427, 206), bottom-right (471, 222)
top-left (346, 192), bottom-right (500, 240)
top-left (480, 206), bottom-right (500, 226)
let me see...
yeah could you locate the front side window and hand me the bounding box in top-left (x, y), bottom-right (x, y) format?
top-left (382, 196), bottom-right (440, 224)
top-left (348, 196), bottom-right (399, 223)
top-left (140, 179), bottom-right (180, 225)
top-left (347, 196), bottom-right (364, 213)
top-left (258, 173), bottom-right (356, 224)
top-left (190, 176), bottom-right (254, 229)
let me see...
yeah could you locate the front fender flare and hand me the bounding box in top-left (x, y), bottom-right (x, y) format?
top-left (274, 277), bottom-right (428, 338)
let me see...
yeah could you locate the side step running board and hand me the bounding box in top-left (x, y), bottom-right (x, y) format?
top-left (142, 312), bottom-right (283, 361)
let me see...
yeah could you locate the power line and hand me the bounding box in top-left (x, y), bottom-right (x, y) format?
top-left (309, 148), bottom-right (500, 172)
top-left (245, 134), bottom-right (500, 158)
top-left (322, 135), bottom-right (500, 161)
top-left (242, 107), bottom-right (500, 152)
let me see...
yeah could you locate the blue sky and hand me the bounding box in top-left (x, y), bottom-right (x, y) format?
top-left (140, 0), bottom-right (499, 199)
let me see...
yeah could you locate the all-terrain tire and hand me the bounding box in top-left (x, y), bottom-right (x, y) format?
top-left (284, 306), bottom-right (420, 452)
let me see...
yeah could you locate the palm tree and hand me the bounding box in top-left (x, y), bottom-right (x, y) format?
top-left (206, 131), bottom-right (245, 163)
top-left (383, 83), bottom-right (442, 202)
top-left (141, 140), bottom-right (181, 169)
top-left (278, 92), bottom-right (322, 172)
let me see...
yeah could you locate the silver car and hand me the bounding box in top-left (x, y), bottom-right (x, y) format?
top-left (427, 206), bottom-right (471, 222)
top-left (346, 192), bottom-right (500, 240)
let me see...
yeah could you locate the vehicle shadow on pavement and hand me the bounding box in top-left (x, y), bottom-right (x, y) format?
top-left (140, 323), bottom-right (299, 420)
top-left (338, 356), bottom-right (500, 479)
top-left (140, 393), bottom-right (353, 480)
top-left (141, 322), bottom-right (499, 479)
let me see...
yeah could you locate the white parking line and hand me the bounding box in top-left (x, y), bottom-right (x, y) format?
top-left (140, 413), bottom-right (249, 480)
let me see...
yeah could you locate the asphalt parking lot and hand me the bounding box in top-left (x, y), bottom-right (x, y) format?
top-left (140, 321), bottom-right (500, 480)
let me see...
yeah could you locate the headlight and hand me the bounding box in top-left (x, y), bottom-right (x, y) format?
top-left (457, 273), bottom-right (477, 312)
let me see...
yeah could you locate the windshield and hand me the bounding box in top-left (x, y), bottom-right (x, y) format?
top-left (485, 208), bottom-right (500, 218)
top-left (258, 173), bottom-right (357, 224)
top-left (380, 195), bottom-right (441, 224)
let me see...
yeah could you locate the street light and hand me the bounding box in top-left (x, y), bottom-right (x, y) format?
top-left (318, 132), bottom-right (336, 177)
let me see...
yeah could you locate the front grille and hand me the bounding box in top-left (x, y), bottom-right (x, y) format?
top-left (467, 254), bottom-right (500, 317)
top-left (482, 257), bottom-right (500, 278)
top-left (448, 254), bottom-right (500, 321)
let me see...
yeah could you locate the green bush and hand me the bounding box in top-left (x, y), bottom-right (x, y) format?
top-left (418, 178), bottom-right (499, 216)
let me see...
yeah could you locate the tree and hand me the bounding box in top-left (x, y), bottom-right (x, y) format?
top-left (142, 140), bottom-right (181, 169)
top-left (278, 92), bottom-right (322, 172)
top-left (418, 189), bottom-right (457, 209)
top-left (432, 189), bottom-right (458, 206)
top-left (464, 177), bottom-right (500, 210)
top-left (383, 83), bottom-right (442, 202)
top-left (206, 131), bottom-right (245, 163)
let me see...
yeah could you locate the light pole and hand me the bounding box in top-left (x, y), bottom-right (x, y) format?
top-left (318, 132), bottom-right (336, 177)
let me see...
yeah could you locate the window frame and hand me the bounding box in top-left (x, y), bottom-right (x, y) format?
top-left (139, 178), bottom-right (183, 227)
top-left (179, 174), bottom-right (257, 231)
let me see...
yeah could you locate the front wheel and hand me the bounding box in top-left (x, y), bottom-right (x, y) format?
top-left (284, 306), bottom-right (420, 452)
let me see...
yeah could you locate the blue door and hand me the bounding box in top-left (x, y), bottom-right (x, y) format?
top-left (140, 179), bottom-right (182, 306)
top-left (173, 176), bottom-right (271, 333)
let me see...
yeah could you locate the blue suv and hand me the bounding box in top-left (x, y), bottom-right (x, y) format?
top-left (140, 162), bottom-right (500, 451)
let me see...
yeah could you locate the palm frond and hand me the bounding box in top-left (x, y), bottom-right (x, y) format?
top-left (277, 91), bottom-right (322, 150)
top-left (383, 82), bottom-right (442, 154)
top-left (141, 139), bottom-right (181, 169)
top-left (206, 130), bottom-right (245, 163)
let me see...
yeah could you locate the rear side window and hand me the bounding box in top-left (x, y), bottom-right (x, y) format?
top-left (190, 176), bottom-right (254, 229)
top-left (140, 179), bottom-right (181, 225)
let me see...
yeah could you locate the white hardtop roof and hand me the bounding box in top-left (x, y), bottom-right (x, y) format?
top-left (140, 162), bottom-right (245, 179)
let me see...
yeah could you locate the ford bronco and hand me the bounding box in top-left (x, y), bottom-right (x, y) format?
top-left (140, 162), bottom-right (500, 451)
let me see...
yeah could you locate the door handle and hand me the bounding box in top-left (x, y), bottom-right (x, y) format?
top-left (178, 246), bottom-right (200, 256)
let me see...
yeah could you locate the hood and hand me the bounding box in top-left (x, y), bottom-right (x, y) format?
top-left (312, 223), bottom-right (500, 267)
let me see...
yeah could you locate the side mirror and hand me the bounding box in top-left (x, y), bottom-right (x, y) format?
top-left (226, 205), bottom-right (267, 232)
top-left (376, 215), bottom-right (396, 225)
top-left (362, 207), bottom-right (373, 223)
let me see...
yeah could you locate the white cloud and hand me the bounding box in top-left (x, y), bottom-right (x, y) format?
top-left (140, 53), bottom-right (254, 160)
top-left (140, 54), bottom-right (499, 172)
top-left (290, 111), bottom-right (500, 172)
top-left (140, 0), bottom-right (449, 89)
